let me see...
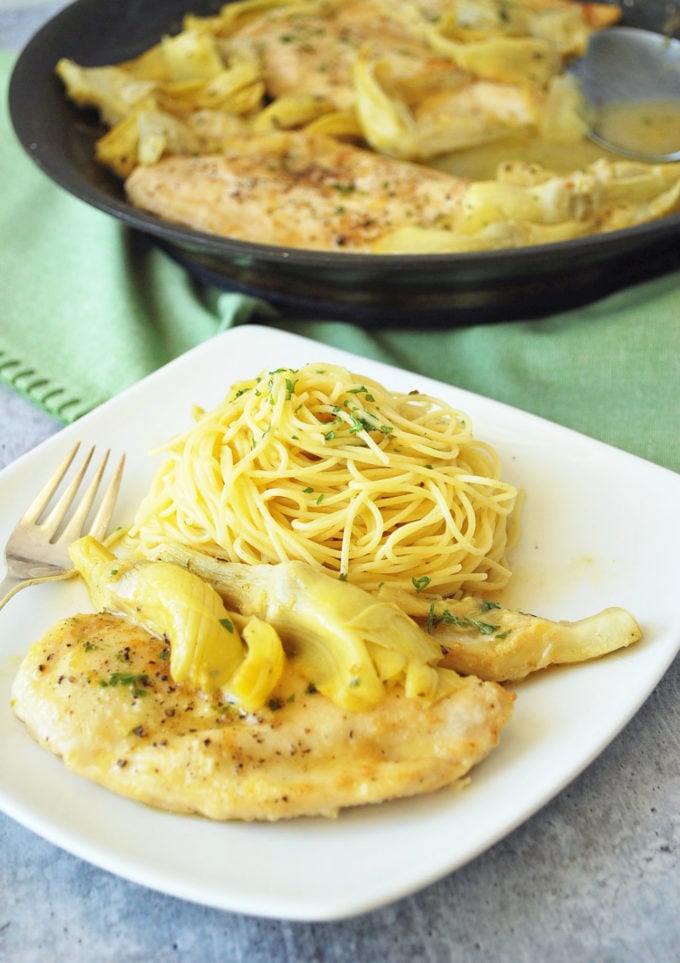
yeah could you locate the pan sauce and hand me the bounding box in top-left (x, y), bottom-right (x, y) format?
top-left (594, 98), bottom-right (680, 156)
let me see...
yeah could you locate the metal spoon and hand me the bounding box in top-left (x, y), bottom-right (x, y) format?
top-left (570, 26), bottom-right (680, 162)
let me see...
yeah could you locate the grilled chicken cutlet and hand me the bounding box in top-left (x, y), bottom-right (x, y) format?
top-left (125, 131), bottom-right (468, 251)
top-left (11, 612), bottom-right (513, 821)
top-left (230, 0), bottom-right (539, 119)
top-left (228, 0), bottom-right (619, 145)
top-left (231, 0), bottom-right (455, 113)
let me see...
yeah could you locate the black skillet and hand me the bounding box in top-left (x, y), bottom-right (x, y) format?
top-left (9, 0), bottom-right (680, 325)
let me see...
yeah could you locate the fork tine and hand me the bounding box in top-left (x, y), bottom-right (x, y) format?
top-left (82, 452), bottom-right (126, 543)
top-left (58, 448), bottom-right (111, 544)
top-left (39, 445), bottom-right (95, 541)
top-left (0, 442), bottom-right (126, 613)
top-left (20, 442), bottom-right (82, 527)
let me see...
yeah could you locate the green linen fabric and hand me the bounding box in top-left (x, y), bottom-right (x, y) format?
top-left (2, 50), bottom-right (678, 471)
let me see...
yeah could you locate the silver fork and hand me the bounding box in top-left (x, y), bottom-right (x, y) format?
top-left (0, 442), bottom-right (125, 611)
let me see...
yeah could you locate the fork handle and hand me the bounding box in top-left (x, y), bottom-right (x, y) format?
top-left (0, 571), bottom-right (74, 612)
top-left (0, 573), bottom-right (23, 610)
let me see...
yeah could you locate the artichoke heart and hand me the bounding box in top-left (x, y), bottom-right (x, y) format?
top-left (154, 545), bottom-right (448, 711)
top-left (69, 536), bottom-right (245, 695)
top-left (228, 616), bottom-right (285, 712)
top-left (404, 659), bottom-right (441, 701)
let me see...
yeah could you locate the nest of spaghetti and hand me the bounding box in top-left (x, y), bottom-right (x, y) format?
top-left (125, 362), bottom-right (518, 615)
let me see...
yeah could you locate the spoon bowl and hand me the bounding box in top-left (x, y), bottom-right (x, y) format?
top-left (571, 26), bottom-right (680, 163)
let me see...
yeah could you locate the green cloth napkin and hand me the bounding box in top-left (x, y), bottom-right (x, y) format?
top-left (2, 50), bottom-right (679, 472)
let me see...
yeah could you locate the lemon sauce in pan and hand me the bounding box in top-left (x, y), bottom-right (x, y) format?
top-left (436, 98), bottom-right (680, 179)
top-left (594, 99), bottom-right (680, 156)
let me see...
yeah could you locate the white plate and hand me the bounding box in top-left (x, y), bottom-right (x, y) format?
top-left (1, 326), bottom-right (678, 921)
top-left (0, 1), bottom-right (65, 10)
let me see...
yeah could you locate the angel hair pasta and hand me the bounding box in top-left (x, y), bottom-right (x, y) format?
top-left (126, 363), bottom-right (518, 611)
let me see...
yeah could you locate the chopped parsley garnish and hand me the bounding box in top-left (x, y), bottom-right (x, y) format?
top-left (426, 603), bottom-right (501, 636)
top-left (348, 413), bottom-right (374, 434)
top-left (100, 672), bottom-right (149, 698)
top-left (347, 385), bottom-right (375, 402)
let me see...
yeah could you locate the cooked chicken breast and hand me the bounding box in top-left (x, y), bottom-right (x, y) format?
top-left (228, 0), bottom-right (616, 122)
top-left (126, 130), bottom-right (468, 250)
top-left (11, 612), bottom-right (514, 821)
top-left (229, 0), bottom-right (521, 120)
top-left (230, 0), bottom-right (446, 112)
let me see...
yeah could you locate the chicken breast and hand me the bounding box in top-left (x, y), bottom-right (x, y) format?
top-left (229, 0), bottom-right (449, 112)
top-left (11, 612), bottom-right (514, 821)
top-left (125, 130), bottom-right (468, 250)
top-left (126, 127), bottom-right (680, 253)
top-left (228, 0), bottom-right (616, 122)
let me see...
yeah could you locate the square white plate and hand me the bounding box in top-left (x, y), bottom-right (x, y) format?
top-left (1, 326), bottom-right (678, 921)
